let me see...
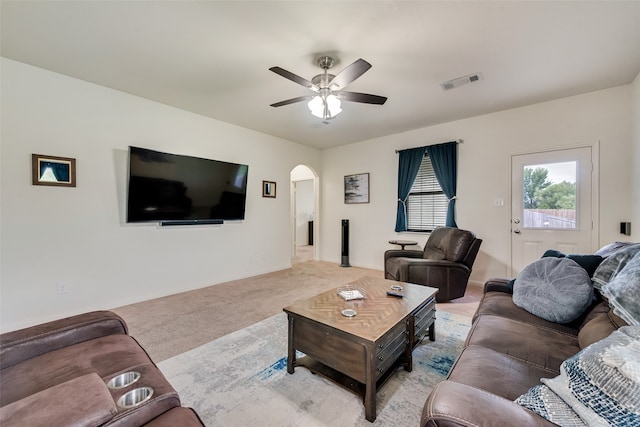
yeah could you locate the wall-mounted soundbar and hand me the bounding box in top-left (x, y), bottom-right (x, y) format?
top-left (160, 219), bottom-right (224, 226)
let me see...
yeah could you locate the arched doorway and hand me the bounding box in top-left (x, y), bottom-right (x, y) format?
top-left (291, 165), bottom-right (318, 264)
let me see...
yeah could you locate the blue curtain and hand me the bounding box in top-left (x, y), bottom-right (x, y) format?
top-left (395, 146), bottom-right (427, 232)
top-left (426, 141), bottom-right (458, 227)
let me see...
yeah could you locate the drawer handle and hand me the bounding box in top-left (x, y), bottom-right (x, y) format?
top-left (378, 356), bottom-right (384, 361)
top-left (378, 344), bottom-right (384, 349)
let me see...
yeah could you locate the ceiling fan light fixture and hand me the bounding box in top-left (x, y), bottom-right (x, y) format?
top-left (308, 94), bottom-right (342, 119)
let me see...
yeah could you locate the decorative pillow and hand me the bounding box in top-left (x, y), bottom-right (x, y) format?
top-left (542, 250), bottom-right (604, 278)
top-left (600, 252), bottom-right (640, 326)
top-left (592, 243), bottom-right (640, 290)
top-left (515, 326), bottom-right (640, 426)
top-left (513, 257), bottom-right (593, 323)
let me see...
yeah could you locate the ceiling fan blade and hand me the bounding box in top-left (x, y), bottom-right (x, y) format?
top-left (338, 91), bottom-right (387, 105)
top-left (269, 66), bottom-right (317, 90)
top-left (329, 58), bottom-right (372, 90)
top-left (270, 96), bottom-right (312, 108)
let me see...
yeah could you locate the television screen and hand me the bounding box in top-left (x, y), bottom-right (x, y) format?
top-left (127, 146), bottom-right (248, 223)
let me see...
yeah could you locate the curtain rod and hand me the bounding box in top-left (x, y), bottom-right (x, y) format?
top-left (395, 139), bottom-right (463, 153)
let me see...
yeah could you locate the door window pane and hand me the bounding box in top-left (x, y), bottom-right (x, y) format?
top-left (522, 161), bottom-right (577, 229)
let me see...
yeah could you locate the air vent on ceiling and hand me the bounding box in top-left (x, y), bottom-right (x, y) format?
top-left (440, 73), bottom-right (483, 91)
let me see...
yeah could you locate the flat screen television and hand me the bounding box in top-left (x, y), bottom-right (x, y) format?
top-left (127, 146), bottom-right (248, 224)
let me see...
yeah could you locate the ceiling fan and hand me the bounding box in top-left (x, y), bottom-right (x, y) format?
top-left (269, 56), bottom-right (387, 120)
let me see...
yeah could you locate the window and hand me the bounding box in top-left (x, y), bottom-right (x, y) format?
top-left (522, 161), bottom-right (577, 229)
top-left (406, 154), bottom-right (448, 231)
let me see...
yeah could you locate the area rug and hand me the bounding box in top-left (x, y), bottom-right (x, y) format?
top-left (158, 311), bottom-right (471, 426)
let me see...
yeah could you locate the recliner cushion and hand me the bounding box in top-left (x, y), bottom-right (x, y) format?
top-left (0, 334), bottom-right (164, 407)
top-left (0, 373), bottom-right (116, 427)
top-left (422, 227), bottom-right (475, 263)
top-left (513, 257), bottom-right (593, 324)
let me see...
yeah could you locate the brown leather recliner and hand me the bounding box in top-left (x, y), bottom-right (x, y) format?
top-left (384, 227), bottom-right (482, 302)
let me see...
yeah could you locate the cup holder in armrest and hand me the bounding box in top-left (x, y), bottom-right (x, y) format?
top-left (107, 371), bottom-right (141, 389)
top-left (116, 387), bottom-right (154, 409)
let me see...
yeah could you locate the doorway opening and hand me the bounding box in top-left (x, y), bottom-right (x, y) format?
top-left (291, 165), bottom-right (318, 264)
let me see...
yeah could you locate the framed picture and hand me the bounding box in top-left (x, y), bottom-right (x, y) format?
top-left (344, 173), bottom-right (369, 204)
top-left (32, 154), bottom-right (76, 187)
top-left (262, 180), bottom-right (276, 198)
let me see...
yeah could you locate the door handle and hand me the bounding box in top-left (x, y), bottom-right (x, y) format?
top-left (514, 229), bottom-right (521, 234)
top-left (513, 219), bottom-right (521, 224)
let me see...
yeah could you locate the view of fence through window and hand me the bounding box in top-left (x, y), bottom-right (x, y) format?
top-left (522, 161), bottom-right (577, 229)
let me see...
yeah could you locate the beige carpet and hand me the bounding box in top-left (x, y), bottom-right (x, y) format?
top-left (112, 260), bottom-right (482, 362)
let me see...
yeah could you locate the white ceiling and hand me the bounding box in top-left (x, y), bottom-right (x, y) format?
top-left (2, 1), bottom-right (640, 150)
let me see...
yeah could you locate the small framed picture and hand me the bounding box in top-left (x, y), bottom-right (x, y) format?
top-left (262, 180), bottom-right (276, 198)
top-left (344, 173), bottom-right (369, 204)
top-left (32, 154), bottom-right (76, 187)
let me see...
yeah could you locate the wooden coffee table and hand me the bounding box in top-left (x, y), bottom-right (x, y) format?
top-left (283, 276), bottom-right (438, 422)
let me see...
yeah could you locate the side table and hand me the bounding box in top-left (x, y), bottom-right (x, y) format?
top-left (388, 239), bottom-right (418, 250)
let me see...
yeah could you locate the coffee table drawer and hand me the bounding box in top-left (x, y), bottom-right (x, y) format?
top-left (375, 321), bottom-right (407, 356)
top-left (291, 316), bottom-right (367, 382)
top-left (413, 299), bottom-right (436, 337)
top-left (375, 336), bottom-right (407, 378)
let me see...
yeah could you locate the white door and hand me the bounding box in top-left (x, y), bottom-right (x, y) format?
top-left (511, 146), bottom-right (595, 275)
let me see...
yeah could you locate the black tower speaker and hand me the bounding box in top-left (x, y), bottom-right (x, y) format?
top-left (340, 219), bottom-right (351, 267)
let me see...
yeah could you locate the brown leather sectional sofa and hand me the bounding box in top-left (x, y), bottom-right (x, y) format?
top-left (421, 276), bottom-right (628, 427)
top-left (0, 310), bottom-right (204, 426)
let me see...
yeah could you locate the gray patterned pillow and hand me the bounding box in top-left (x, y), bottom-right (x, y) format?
top-left (513, 257), bottom-right (593, 323)
top-left (516, 326), bottom-right (640, 426)
top-left (601, 252), bottom-right (640, 326)
top-left (592, 243), bottom-right (640, 290)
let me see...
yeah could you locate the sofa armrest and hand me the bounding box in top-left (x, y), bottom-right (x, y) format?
top-left (142, 407), bottom-right (206, 427)
top-left (384, 249), bottom-right (423, 263)
top-left (483, 277), bottom-right (514, 294)
top-left (421, 381), bottom-right (557, 427)
top-left (0, 310), bottom-right (128, 369)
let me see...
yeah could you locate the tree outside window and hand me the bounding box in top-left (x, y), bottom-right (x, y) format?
top-left (522, 163), bottom-right (577, 229)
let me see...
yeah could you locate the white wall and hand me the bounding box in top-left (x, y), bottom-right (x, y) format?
top-left (632, 72), bottom-right (640, 240)
top-left (2, 57), bottom-right (636, 332)
top-left (320, 85), bottom-right (635, 283)
top-left (0, 59), bottom-right (320, 331)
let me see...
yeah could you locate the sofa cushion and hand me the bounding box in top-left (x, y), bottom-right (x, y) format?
top-left (578, 308), bottom-right (628, 349)
top-left (473, 291), bottom-right (581, 335)
top-left (600, 251), bottom-right (640, 326)
top-left (515, 326), bottom-right (640, 426)
top-left (592, 243), bottom-right (640, 290)
top-left (447, 345), bottom-right (561, 400)
top-left (465, 315), bottom-right (580, 372)
top-left (513, 257), bottom-right (593, 323)
top-left (0, 373), bottom-right (116, 427)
